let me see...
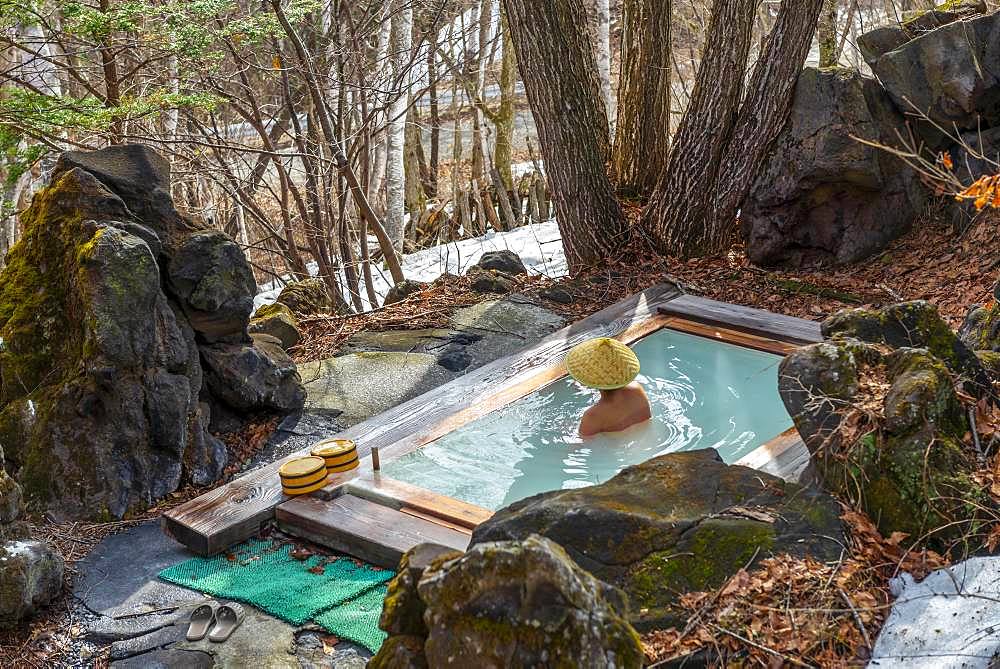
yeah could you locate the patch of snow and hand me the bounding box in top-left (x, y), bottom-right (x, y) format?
top-left (254, 221), bottom-right (566, 313)
top-left (511, 160), bottom-right (544, 179)
top-left (870, 557), bottom-right (1000, 667)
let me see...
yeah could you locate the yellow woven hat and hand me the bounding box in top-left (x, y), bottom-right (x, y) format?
top-left (565, 337), bottom-right (640, 390)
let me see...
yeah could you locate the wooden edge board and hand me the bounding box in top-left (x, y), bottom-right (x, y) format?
top-left (345, 475), bottom-right (493, 529)
top-left (162, 283), bottom-right (681, 555)
top-left (658, 294), bottom-right (823, 345)
top-left (276, 494), bottom-right (470, 568)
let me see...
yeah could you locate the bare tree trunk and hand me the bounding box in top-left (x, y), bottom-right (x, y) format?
top-left (501, 0), bottom-right (627, 269)
top-left (612, 0), bottom-right (671, 198)
top-left (495, 11), bottom-right (516, 190)
top-left (427, 46), bottom-right (440, 198)
top-left (385, 0), bottom-right (413, 251)
top-left (582, 0), bottom-right (614, 129)
top-left (641, 0), bottom-right (757, 257)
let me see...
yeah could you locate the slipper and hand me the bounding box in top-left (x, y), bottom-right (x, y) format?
top-left (208, 602), bottom-right (245, 643)
top-left (186, 601), bottom-right (220, 641)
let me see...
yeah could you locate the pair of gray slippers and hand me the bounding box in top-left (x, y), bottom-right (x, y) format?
top-left (186, 601), bottom-right (246, 642)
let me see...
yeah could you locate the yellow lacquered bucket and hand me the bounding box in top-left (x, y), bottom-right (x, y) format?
top-left (311, 439), bottom-right (360, 474)
top-left (279, 456), bottom-right (329, 495)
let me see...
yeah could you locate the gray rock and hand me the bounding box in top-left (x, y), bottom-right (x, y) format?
top-left (341, 329), bottom-right (480, 373)
top-left (201, 338), bottom-right (306, 412)
top-left (383, 279), bottom-right (428, 306)
top-left (0, 540), bottom-right (64, 630)
top-left (108, 624), bottom-right (186, 660)
top-left (73, 521), bottom-right (202, 615)
top-left (167, 231), bottom-right (256, 342)
top-left (415, 535), bottom-right (644, 668)
top-left (85, 609), bottom-right (186, 644)
top-left (450, 296), bottom-right (566, 367)
top-left (742, 67), bottom-right (925, 266)
top-left (472, 449), bottom-right (845, 631)
top-left (469, 250), bottom-right (528, 275)
top-left (110, 649), bottom-right (214, 669)
top-left (870, 12), bottom-right (1000, 137)
top-left (52, 144), bottom-right (195, 246)
top-left (298, 353), bottom-right (455, 427)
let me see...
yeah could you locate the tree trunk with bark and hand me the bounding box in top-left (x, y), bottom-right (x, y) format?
top-left (612, 0), bottom-right (672, 198)
top-left (502, 0), bottom-right (627, 269)
top-left (817, 0), bottom-right (839, 67)
top-left (642, 0), bottom-right (824, 258)
top-left (641, 0), bottom-right (757, 257)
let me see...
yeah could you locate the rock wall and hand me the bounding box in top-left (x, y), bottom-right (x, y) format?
top-left (743, 6), bottom-right (1000, 267)
top-left (0, 145), bottom-right (305, 520)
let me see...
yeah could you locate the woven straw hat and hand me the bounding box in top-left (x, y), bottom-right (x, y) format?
top-left (565, 338), bottom-right (640, 390)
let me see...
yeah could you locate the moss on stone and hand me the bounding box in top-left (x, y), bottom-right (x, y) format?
top-left (626, 519), bottom-right (775, 615)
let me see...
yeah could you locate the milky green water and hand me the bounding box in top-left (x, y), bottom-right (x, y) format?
top-left (381, 328), bottom-right (793, 511)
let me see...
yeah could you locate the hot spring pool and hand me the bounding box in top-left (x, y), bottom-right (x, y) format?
top-left (381, 328), bottom-right (794, 511)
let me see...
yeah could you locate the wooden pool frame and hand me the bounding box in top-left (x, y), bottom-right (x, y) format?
top-left (163, 285), bottom-right (821, 556)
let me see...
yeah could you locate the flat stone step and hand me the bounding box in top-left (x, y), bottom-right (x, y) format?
top-left (275, 494), bottom-right (470, 569)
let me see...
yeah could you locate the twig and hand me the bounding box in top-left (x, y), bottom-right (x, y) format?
top-left (838, 588), bottom-right (873, 651)
top-left (969, 407), bottom-right (985, 465)
top-left (709, 624), bottom-right (814, 668)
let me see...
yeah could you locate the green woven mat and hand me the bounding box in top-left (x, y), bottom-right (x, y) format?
top-left (159, 538), bottom-right (393, 652)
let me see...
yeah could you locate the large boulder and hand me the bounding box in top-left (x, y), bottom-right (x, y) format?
top-left (867, 10), bottom-right (1000, 140)
top-left (472, 449), bottom-right (844, 630)
top-left (858, 1), bottom-right (988, 65)
top-left (201, 336), bottom-right (306, 412)
top-left (0, 540), bottom-right (64, 630)
top-left (780, 302), bottom-right (991, 551)
top-left (742, 67), bottom-right (925, 266)
top-left (0, 146), bottom-right (304, 520)
top-left (417, 535), bottom-right (643, 668)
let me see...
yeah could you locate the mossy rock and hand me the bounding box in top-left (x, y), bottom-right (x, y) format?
top-left (823, 301), bottom-right (991, 396)
top-left (0, 165), bottom-right (221, 520)
top-left (780, 324), bottom-right (988, 552)
top-left (0, 470), bottom-right (23, 525)
top-left (417, 535), bottom-right (643, 668)
top-left (276, 278), bottom-right (350, 318)
top-left (0, 540), bottom-right (64, 631)
top-left (959, 303), bottom-right (1000, 353)
top-left (472, 449), bottom-right (844, 630)
top-left (249, 302), bottom-right (300, 350)
top-left (367, 635), bottom-right (428, 669)
top-left (379, 543), bottom-right (461, 638)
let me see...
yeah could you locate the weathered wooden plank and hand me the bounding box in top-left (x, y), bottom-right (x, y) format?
top-left (659, 295), bottom-right (822, 345)
top-left (344, 475), bottom-right (492, 529)
top-left (275, 494), bottom-right (470, 568)
top-left (163, 283), bottom-right (681, 555)
top-left (660, 317), bottom-right (800, 356)
top-left (735, 428), bottom-right (812, 484)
